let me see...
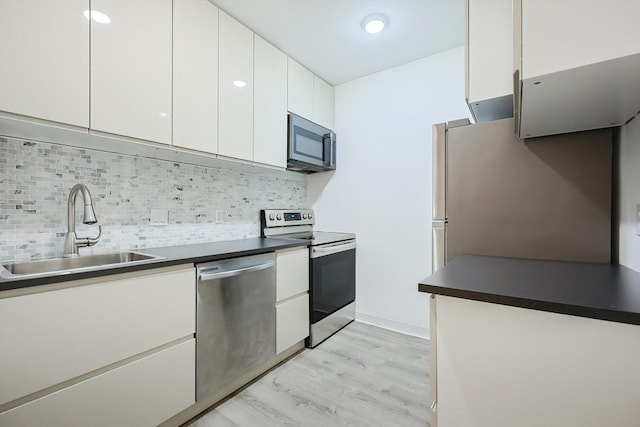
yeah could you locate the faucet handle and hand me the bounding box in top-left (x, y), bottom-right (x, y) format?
top-left (86, 224), bottom-right (102, 247)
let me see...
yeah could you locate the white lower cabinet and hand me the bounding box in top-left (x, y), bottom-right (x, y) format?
top-left (433, 295), bottom-right (640, 427)
top-left (276, 247), bottom-right (309, 301)
top-left (0, 265), bottom-right (195, 425)
top-left (0, 339), bottom-right (195, 427)
top-left (276, 294), bottom-right (309, 354)
top-left (275, 247), bottom-right (309, 354)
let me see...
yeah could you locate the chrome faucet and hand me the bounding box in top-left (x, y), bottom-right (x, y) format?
top-left (63, 183), bottom-right (102, 257)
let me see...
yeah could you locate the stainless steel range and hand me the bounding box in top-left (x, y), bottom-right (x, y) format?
top-left (261, 209), bottom-right (356, 348)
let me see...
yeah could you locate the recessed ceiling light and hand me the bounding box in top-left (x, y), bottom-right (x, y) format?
top-left (233, 80), bottom-right (247, 88)
top-left (83, 10), bottom-right (111, 24)
top-left (362, 14), bottom-right (388, 34)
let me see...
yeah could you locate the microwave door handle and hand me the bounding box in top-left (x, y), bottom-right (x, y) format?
top-left (324, 133), bottom-right (336, 168)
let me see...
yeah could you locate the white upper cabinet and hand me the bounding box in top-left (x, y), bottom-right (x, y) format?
top-left (465, 0), bottom-right (513, 122)
top-left (313, 76), bottom-right (335, 131)
top-left (218, 11), bottom-right (254, 161)
top-left (521, 0), bottom-right (640, 79)
top-left (173, 0), bottom-right (219, 154)
top-left (0, 0), bottom-right (89, 127)
top-left (287, 58), bottom-right (335, 130)
top-left (254, 35), bottom-right (288, 168)
top-left (515, 0), bottom-right (640, 138)
top-left (91, 0), bottom-right (172, 144)
top-left (287, 58), bottom-right (314, 120)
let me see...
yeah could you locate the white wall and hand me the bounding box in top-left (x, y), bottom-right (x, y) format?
top-left (307, 47), bottom-right (471, 337)
top-left (619, 115), bottom-right (640, 272)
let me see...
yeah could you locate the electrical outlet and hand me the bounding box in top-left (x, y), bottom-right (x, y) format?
top-left (215, 210), bottom-right (224, 224)
top-left (150, 209), bottom-right (168, 225)
top-left (636, 204), bottom-right (640, 236)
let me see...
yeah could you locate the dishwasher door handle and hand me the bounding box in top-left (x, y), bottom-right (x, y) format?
top-left (198, 261), bottom-right (275, 282)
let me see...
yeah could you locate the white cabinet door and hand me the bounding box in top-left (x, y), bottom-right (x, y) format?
top-left (287, 58), bottom-right (314, 119)
top-left (276, 294), bottom-right (309, 354)
top-left (254, 35), bottom-right (288, 168)
top-left (0, 266), bottom-right (195, 405)
top-left (516, 0), bottom-right (640, 138)
top-left (466, 0), bottom-right (513, 122)
top-left (287, 58), bottom-right (334, 129)
top-left (276, 247), bottom-right (309, 302)
top-left (173, 0), bottom-right (219, 154)
top-left (435, 296), bottom-right (640, 427)
top-left (91, 0), bottom-right (172, 144)
top-left (0, 0), bottom-right (89, 127)
top-left (275, 248), bottom-right (309, 354)
top-left (218, 11), bottom-right (254, 161)
top-left (312, 76), bottom-right (335, 130)
top-left (0, 339), bottom-right (195, 427)
top-left (521, 0), bottom-right (640, 79)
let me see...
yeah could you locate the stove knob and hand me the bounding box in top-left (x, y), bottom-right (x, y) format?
top-left (308, 213), bottom-right (313, 219)
top-left (269, 214), bottom-right (275, 220)
top-left (276, 214), bottom-right (282, 220)
top-left (302, 213), bottom-right (307, 219)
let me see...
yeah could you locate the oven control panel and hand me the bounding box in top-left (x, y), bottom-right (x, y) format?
top-left (261, 209), bottom-right (314, 228)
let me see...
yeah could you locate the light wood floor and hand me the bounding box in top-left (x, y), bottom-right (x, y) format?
top-left (187, 321), bottom-right (431, 427)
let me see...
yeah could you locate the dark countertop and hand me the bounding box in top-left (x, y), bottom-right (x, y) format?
top-left (0, 238), bottom-right (308, 292)
top-left (418, 255), bottom-right (640, 326)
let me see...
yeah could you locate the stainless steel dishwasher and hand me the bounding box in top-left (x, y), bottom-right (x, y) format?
top-left (196, 252), bottom-right (276, 401)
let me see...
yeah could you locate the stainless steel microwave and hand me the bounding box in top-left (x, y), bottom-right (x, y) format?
top-left (287, 113), bottom-right (336, 173)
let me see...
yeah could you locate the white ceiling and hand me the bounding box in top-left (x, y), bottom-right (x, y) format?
top-left (211, 0), bottom-right (465, 86)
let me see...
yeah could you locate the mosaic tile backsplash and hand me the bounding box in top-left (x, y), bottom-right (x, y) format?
top-left (0, 137), bottom-right (306, 263)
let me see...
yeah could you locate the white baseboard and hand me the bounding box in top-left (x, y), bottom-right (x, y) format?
top-left (355, 312), bottom-right (429, 339)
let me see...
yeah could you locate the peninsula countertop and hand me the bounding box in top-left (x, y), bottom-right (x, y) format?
top-left (418, 255), bottom-right (640, 326)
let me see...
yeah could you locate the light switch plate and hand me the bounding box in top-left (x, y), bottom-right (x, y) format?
top-left (636, 204), bottom-right (640, 236)
top-left (215, 210), bottom-right (224, 224)
top-left (150, 209), bottom-right (168, 225)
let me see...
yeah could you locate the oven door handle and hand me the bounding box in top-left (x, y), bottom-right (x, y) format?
top-left (311, 241), bottom-right (356, 258)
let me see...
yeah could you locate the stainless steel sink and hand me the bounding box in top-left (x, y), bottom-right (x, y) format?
top-left (0, 252), bottom-right (164, 280)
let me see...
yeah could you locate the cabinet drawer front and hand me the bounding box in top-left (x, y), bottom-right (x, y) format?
top-left (276, 294), bottom-right (309, 354)
top-left (0, 267), bottom-right (195, 405)
top-left (276, 248), bottom-right (309, 302)
top-left (0, 339), bottom-right (195, 427)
